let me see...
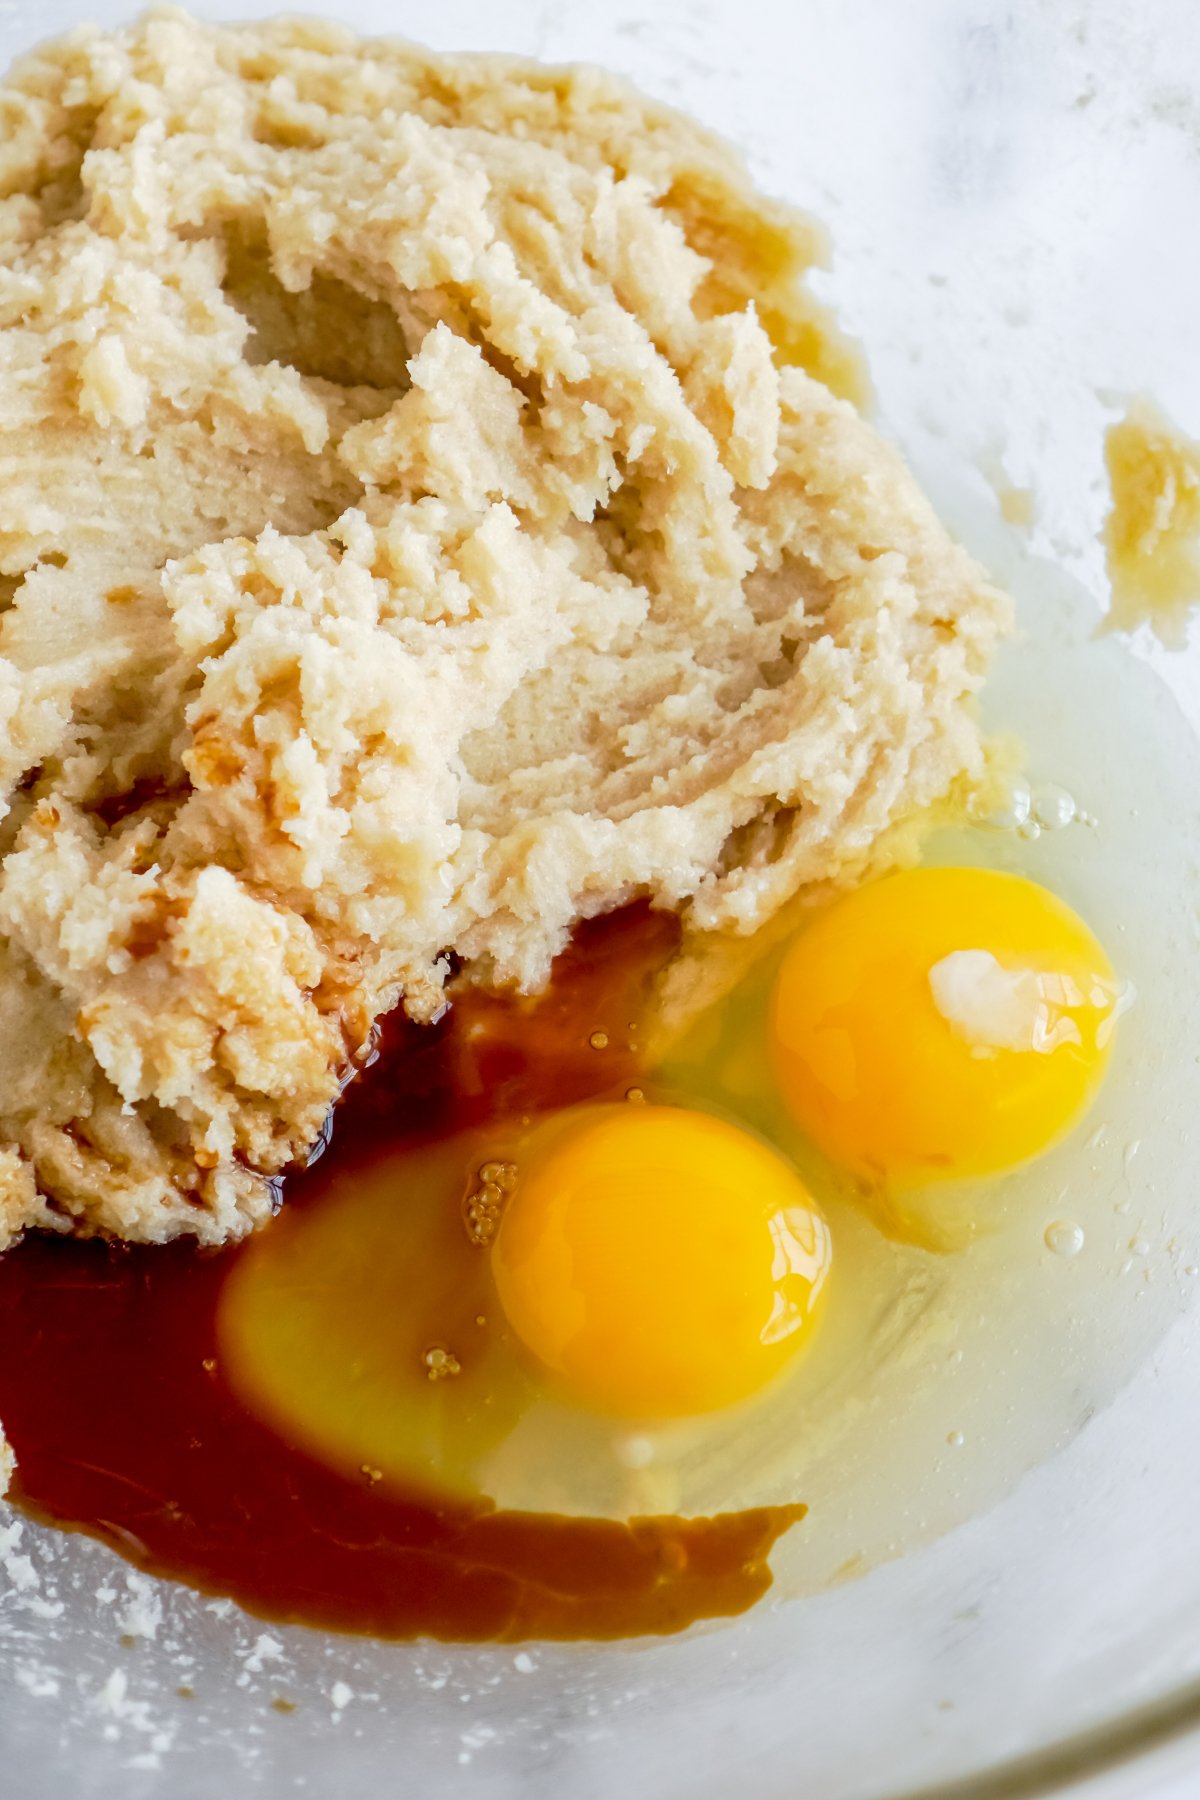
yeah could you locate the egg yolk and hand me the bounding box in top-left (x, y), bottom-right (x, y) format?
top-left (491, 1105), bottom-right (831, 1418)
top-left (770, 866), bottom-right (1122, 1187)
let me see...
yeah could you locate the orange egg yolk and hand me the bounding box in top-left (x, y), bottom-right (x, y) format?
top-left (770, 866), bottom-right (1122, 1188)
top-left (491, 1104), bottom-right (831, 1418)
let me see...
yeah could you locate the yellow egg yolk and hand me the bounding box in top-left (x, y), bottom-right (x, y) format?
top-left (770, 866), bottom-right (1122, 1188)
top-left (491, 1104), bottom-right (831, 1418)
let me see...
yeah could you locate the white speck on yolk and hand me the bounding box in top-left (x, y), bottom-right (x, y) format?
top-left (928, 950), bottom-right (1095, 1055)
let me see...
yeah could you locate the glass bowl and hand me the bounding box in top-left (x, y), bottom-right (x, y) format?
top-left (1, 1), bottom-right (1198, 1796)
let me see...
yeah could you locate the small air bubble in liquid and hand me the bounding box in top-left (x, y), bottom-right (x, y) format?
top-left (423, 1346), bottom-right (462, 1381)
top-left (1044, 1219), bottom-right (1085, 1258)
top-left (1017, 817), bottom-right (1042, 841)
top-left (947, 1430), bottom-right (965, 1449)
top-left (1031, 783), bottom-right (1077, 831)
top-left (968, 774), bottom-right (1031, 831)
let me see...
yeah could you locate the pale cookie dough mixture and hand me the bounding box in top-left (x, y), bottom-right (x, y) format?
top-left (1104, 396), bottom-right (1200, 649)
top-left (0, 10), bottom-right (1009, 1251)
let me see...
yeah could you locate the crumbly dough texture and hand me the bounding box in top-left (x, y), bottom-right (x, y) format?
top-left (1104, 396), bottom-right (1200, 649)
top-left (0, 9), bottom-right (1009, 1248)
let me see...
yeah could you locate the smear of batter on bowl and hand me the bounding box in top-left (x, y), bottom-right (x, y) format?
top-left (0, 9), bottom-right (1009, 1253)
top-left (1104, 395), bottom-right (1200, 648)
top-left (976, 449), bottom-right (1035, 531)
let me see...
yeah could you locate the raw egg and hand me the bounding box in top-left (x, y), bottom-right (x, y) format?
top-left (769, 866), bottom-right (1122, 1189)
top-left (492, 1105), bottom-right (832, 1418)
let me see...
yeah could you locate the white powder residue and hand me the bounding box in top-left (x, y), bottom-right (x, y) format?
top-left (238, 1634), bottom-right (285, 1685)
top-left (928, 950), bottom-right (1130, 1054)
top-left (89, 1666), bottom-right (178, 1763)
top-left (21, 1592), bottom-right (65, 1621)
top-left (16, 1663), bottom-right (61, 1699)
top-left (0, 1518), bottom-right (40, 1594)
top-left (93, 1668), bottom-right (133, 1719)
top-left (458, 1723), bottom-right (497, 1765)
top-left (116, 1572), bottom-right (163, 1641)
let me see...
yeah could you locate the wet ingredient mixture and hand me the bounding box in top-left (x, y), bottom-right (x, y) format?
top-left (0, 911), bottom-right (807, 1642)
top-left (0, 854), bottom-right (1127, 1642)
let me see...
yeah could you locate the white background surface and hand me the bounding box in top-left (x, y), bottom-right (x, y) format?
top-left (0, 4), bottom-right (1197, 1799)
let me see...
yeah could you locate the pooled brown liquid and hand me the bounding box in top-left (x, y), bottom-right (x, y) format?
top-left (0, 908), bottom-right (804, 1643)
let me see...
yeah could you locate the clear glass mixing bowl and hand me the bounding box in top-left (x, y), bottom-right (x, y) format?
top-left (1, 1), bottom-right (1198, 1795)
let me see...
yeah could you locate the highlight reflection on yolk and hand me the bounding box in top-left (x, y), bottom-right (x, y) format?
top-left (492, 1105), bottom-right (831, 1418)
top-left (770, 866), bottom-right (1122, 1187)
